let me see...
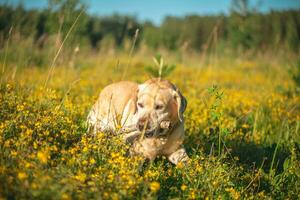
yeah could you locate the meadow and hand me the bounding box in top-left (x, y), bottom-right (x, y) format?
top-left (0, 48), bottom-right (299, 199)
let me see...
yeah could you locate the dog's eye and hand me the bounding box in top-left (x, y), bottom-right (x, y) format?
top-left (155, 104), bottom-right (164, 110)
top-left (137, 102), bottom-right (144, 108)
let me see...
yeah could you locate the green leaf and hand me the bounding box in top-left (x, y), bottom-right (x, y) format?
top-left (145, 55), bottom-right (176, 78)
top-left (283, 158), bottom-right (291, 171)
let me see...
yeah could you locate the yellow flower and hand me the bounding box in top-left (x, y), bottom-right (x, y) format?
top-left (17, 172), bottom-right (28, 180)
top-left (181, 184), bottom-right (187, 191)
top-left (37, 150), bottom-right (49, 164)
top-left (90, 158), bottom-right (96, 165)
top-left (225, 187), bottom-right (240, 200)
top-left (82, 160), bottom-right (88, 166)
top-left (242, 123), bottom-right (249, 128)
top-left (17, 105), bottom-right (24, 111)
top-left (83, 146), bottom-right (88, 153)
top-left (103, 192), bottom-right (109, 198)
top-left (149, 181), bottom-right (160, 192)
top-left (189, 190), bottom-right (196, 199)
top-left (11, 151), bottom-right (17, 157)
top-left (176, 162), bottom-right (184, 169)
top-left (31, 183), bottom-right (37, 189)
top-left (75, 172), bottom-right (86, 183)
top-left (61, 193), bottom-right (71, 200)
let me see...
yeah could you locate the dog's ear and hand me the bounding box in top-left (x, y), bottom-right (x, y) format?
top-left (172, 89), bottom-right (187, 122)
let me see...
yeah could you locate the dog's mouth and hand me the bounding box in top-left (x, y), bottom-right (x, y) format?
top-left (143, 128), bottom-right (163, 138)
top-left (144, 129), bottom-right (156, 138)
top-left (144, 121), bottom-right (171, 138)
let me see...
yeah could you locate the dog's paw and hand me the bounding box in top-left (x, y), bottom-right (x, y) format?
top-left (168, 148), bottom-right (189, 165)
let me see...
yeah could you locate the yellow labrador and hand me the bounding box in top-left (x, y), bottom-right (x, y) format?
top-left (87, 78), bottom-right (188, 164)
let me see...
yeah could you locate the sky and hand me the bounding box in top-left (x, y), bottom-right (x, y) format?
top-left (2, 0), bottom-right (300, 25)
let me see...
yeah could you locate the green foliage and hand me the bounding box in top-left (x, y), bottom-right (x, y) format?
top-left (207, 85), bottom-right (230, 156)
top-left (0, 1), bottom-right (300, 58)
top-left (227, 0), bottom-right (300, 52)
top-left (144, 54), bottom-right (176, 78)
top-left (291, 58), bottom-right (300, 89)
top-left (207, 85), bottom-right (224, 122)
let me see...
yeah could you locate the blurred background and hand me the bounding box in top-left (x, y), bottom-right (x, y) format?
top-left (0, 0), bottom-right (299, 67)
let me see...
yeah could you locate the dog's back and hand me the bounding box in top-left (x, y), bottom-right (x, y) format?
top-left (87, 81), bottom-right (138, 133)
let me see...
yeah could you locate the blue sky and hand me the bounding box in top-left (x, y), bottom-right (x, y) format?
top-left (2, 0), bottom-right (300, 24)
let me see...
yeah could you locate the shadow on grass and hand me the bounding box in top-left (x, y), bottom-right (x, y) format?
top-left (230, 141), bottom-right (289, 173)
top-left (184, 131), bottom-right (290, 174)
top-left (137, 131), bottom-right (292, 199)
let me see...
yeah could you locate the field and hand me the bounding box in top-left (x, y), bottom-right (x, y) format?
top-left (0, 50), bottom-right (300, 199)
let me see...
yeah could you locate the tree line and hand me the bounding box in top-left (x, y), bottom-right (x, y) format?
top-left (0, 0), bottom-right (299, 54)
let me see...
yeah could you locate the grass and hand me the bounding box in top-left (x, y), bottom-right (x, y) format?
top-left (0, 50), bottom-right (300, 199)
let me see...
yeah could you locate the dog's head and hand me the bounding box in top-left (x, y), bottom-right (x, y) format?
top-left (135, 78), bottom-right (187, 137)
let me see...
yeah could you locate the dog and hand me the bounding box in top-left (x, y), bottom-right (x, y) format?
top-left (87, 78), bottom-right (188, 164)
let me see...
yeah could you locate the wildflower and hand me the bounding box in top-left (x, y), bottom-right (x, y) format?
top-left (31, 183), bottom-right (37, 189)
top-left (242, 123), bottom-right (250, 128)
top-left (17, 172), bottom-right (27, 180)
top-left (83, 146), bottom-right (88, 153)
top-left (11, 151), bottom-right (17, 157)
top-left (90, 158), bottom-right (96, 165)
top-left (176, 162), bottom-right (184, 169)
top-left (225, 187), bottom-right (240, 200)
top-left (107, 173), bottom-right (114, 182)
top-left (82, 160), bottom-right (88, 166)
top-left (103, 192), bottom-right (109, 198)
top-left (181, 184), bottom-right (187, 191)
top-left (17, 105), bottom-right (24, 111)
top-left (189, 190), bottom-right (196, 199)
top-left (149, 181), bottom-right (160, 192)
top-left (25, 162), bottom-right (32, 169)
top-left (75, 172), bottom-right (86, 183)
top-left (61, 193), bottom-right (71, 200)
top-left (37, 150), bottom-right (49, 164)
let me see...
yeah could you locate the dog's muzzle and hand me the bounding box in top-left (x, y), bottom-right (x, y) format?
top-left (137, 119), bottom-right (156, 137)
top-left (137, 118), bottom-right (150, 131)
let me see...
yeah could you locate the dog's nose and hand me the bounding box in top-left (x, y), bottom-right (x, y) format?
top-left (138, 123), bottom-right (144, 131)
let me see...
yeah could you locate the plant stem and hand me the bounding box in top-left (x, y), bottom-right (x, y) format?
top-left (218, 127), bottom-right (221, 156)
top-left (270, 142), bottom-right (279, 177)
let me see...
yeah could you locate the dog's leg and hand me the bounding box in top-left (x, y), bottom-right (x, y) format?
top-left (87, 108), bottom-right (116, 135)
top-left (86, 107), bottom-right (98, 134)
top-left (168, 148), bottom-right (189, 165)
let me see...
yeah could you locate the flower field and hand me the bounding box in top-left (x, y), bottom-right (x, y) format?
top-left (0, 53), bottom-right (300, 199)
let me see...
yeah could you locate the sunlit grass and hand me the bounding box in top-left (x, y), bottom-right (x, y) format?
top-left (0, 53), bottom-right (299, 199)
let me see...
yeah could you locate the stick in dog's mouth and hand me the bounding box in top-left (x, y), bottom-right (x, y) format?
top-left (122, 120), bottom-right (171, 143)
